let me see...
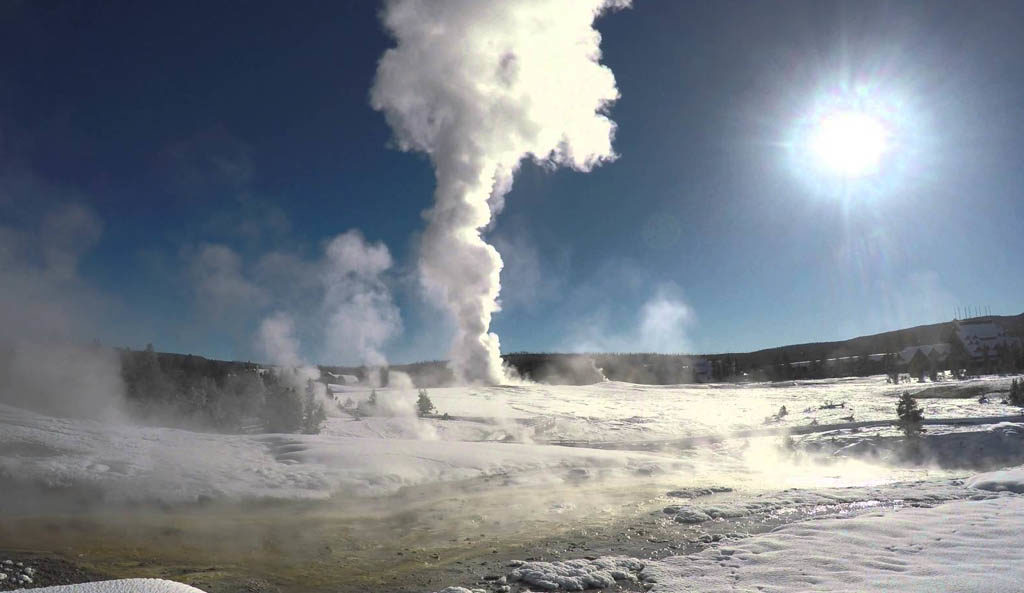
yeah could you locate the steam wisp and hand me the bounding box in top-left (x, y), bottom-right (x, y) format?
top-left (371, 0), bottom-right (629, 383)
top-left (0, 200), bottom-right (125, 420)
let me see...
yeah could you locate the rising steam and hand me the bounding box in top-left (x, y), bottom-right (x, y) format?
top-left (254, 229), bottom-right (399, 374)
top-left (0, 199), bottom-right (125, 420)
top-left (371, 0), bottom-right (629, 384)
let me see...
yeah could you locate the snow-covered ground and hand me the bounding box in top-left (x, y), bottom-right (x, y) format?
top-left (8, 375), bottom-right (1017, 504)
top-left (4, 374), bottom-right (1024, 592)
top-left (507, 492), bottom-right (1024, 593)
top-left (417, 375), bottom-right (1024, 443)
top-left (0, 402), bottom-right (683, 503)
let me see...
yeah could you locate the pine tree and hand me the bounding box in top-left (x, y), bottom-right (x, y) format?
top-left (301, 379), bottom-right (326, 434)
top-left (896, 391), bottom-right (924, 438)
top-left (416, 389), bottom-right (436, 417)
top-left (1009, 379), bottom-right (1024, 407)
top-left (303, 400), bottom-right (326, 434)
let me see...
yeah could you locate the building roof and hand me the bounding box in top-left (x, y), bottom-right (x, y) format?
top-left (956, 321), bottom-right (1021, 358)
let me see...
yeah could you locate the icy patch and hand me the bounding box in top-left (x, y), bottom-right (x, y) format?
top-left (19, 579), bottom-right (205, 592)
top-left (658, 479), bottom-right (976, 526)
top-left (966, 466), bottom-right (1024, 494)
top-left (662, 505), bottom-right (710, 524)
top-left (508, 556), bottom-right (644, 591)
top-left (642, 496), bottom-right (1024, 593)
top-left (665, 486), bottom-right (732, 498)
top-left (987, 421), bottom-right (1024, 435)
top-left (433, 588), bottom-right (486, 593)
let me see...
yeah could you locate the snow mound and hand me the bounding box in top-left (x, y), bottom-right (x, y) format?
top-left (508, 556), bottom-right (643, 591)
top-left (966, 466), bottom-right (1024, 493)
top-left (663, 505), bottom-right (710, 523)
top-left (22, 579), bottom-right (205, 593)
top-left (641, 496), bottom-right (1024, 592)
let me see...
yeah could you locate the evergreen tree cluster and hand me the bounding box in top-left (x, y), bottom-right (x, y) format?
top-left (120, 347), bottom-right (324, 434)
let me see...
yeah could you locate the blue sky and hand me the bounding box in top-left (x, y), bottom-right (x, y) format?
top-left (2, 1), bottom-right (1023, 365)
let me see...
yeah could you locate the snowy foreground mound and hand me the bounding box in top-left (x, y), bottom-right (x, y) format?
top-left (439, 493), bottom-right (1024, 593)
top-left (966, 466), bottom-right (1024, 493)
top-left (641, 495), bottom-right (1024, 593)
top-left (23, 580), bottom-right (203, 593)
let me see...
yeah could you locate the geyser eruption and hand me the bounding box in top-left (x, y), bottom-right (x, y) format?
top-left (371, 0), bottom-right (628, 384)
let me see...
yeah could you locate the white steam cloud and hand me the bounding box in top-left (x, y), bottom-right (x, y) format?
top-left (245, 230), bottom-right (400, 371)
top-left (322, 230), bottom-right (401, 369)
top-left (371, 0), bottom-right (629, 384)
top-left (637, 291), bottom-right (696, 353)
top-left (0, 197), bottom-right (125, 420)
top-left (567, 287), bottom-right (696, 354)
top-left (256, 311), bottom-right (304, 368)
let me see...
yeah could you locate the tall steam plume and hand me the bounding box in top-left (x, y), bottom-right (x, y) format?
top-left (371, 0), bottom-right (628, 384)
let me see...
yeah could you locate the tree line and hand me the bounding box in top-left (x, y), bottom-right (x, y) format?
top-left (120, 345), bottom-right (325, 434)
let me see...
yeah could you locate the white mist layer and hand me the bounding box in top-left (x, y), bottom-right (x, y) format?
top-left (371, 0), bottom-right (629, 383)
top-left (0, 200), bottom-right (126, 421)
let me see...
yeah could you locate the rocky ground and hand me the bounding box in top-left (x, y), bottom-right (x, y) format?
top-left (0, 552), bottom-right (108, 591)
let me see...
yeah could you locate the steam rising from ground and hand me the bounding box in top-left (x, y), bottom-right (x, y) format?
top-left (372, 0), bottom-right (629, 384)
top-left (257, 312), bottom-right (305, 368)
top-left (0, 198), bottom-right (125, 420)
top-left (254, 231), bottom-right (399, 401)
top-left (321, 230), bottom-right (400, 369)
top-left (244, 230), bottom-right (400, 371)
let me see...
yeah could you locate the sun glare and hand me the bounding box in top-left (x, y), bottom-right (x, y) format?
top-left (808, 111), bottom-right (889, 178)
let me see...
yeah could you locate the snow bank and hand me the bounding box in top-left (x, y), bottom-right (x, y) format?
top-left (966, 466), bottom-right (1024, 494)
top-left (508, 557), bottom-right (643, 591)
top-left (23, 579), bottom-right (204, 593)
top-left (658, 479), bottom-right (973, 526)
top-left (641, 495), bottom-right (1024, 593)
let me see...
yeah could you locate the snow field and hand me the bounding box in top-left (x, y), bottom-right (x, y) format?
top-left (640, 494), bottom-right (1024, 593)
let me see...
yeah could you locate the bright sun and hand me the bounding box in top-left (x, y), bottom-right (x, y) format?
top-left (808, 111), bottom-right (889, 178)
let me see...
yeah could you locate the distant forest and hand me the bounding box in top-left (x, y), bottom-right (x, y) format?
top-left (118, 314), bottom-right (1024, 432)
top-left (504, 314), bottom-right (1024, 384)
top-left (120, 346), bottom-right (325, 434)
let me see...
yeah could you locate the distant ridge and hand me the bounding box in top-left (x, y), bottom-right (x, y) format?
top-left (129, 313), bottom-right (1024, 387)
top-left (730, 313), bottom-right (1024, 367)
